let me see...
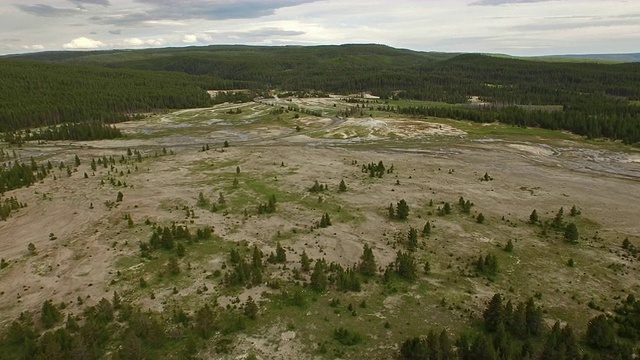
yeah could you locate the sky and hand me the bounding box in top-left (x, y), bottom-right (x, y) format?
top-left (1, 0), bottom-right (638, 56)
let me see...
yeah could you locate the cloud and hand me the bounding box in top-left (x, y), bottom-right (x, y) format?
top-left (90, 0), bottom-right (319, 26)
top-left (16, 4), bottom-right (81, 17)
top-left (227, 27), bottom-right (305, 39)
top-left (22, 44), bottom-right (45, 50)
top-left (182, 34), bottom-right (198, 43)
top-left (69, 0), bottom-right (110, 5)
top-left (62, 36), bottom-right (106, 49)
top-left (108, 29), bottom-right (122, 35)
top-left (122, 37), bottom-right (166, 46)
top-left (470, 0), bottom-right (554, 5)
top-left (512, 17), bottom-right (640, 32)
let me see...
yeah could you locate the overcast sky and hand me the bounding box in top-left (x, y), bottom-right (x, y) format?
top-left (1, 0), bottom-right (638, 56)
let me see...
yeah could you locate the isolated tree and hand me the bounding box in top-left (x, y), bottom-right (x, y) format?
top-left (388, 203), bottom-right (395, 219)
top-left (176, 243), bottom-right (186, 257)
top-left (422, 221), bottom-right (431, 237)
top-left (90, 159), bottom-right (97, 171)
top-left (27, 242), bottom-right (36, 254)
top-left (196, 192), bottom-right (209, 207)
top-left (423, 261), bottom-right (431, 274)
top-left (116, 191), bottom-right (124, 202)
top-left (167, 256), bottom-right (180, 275)
top-left (338, 179), bottom-right (347, 192)
top-left (223, 140), bottom-right (229, 148)
top-left (622, 237), bottom-right (631, 249)
top-left (476, 213), bottom-right (485, 224)
top-left (358, 244), bottom-right (376, 276)
top-left (395, 251), bottom-right (417, 280)
top-left (564, 223), bottom-right (579, 243)
top-left (553, 207), bottom-right (564, 229)
top-left (319, 213), bottom-right (332, 228)
top-left (244, 296), bottom-right (259, 320)
top-left (504, 239), bottom-right (514, 252)
top-left (569, 205), bottom-right (580, 217)
top-left (194, 304), bottom-right (215, 339)
top-left (275, 242), bottom-right (287, 263)
top-left (443, 202), bottom-right (452, 215)
top-left (41, 299), bottom-right (61, 329)
top-left (300, 250), bottom-right (311, 272)
top-left (483, 293), bottom-right (504, 332)
top-left (310, 260), bottom-right (328, 292)
top-left (408, 227), bottom-right (418, 252)
top-left (218, 192), bottom-right (226, 206)
top-left (396, 199), bottom-right (409, 220)
top-left (236, 166), bottom-right (240, 174)
top-left (529, 209), bottom-right (538, 224)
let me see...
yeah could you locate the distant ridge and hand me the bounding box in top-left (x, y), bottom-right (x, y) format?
top-left (540, 53), bottom-right (640, 63)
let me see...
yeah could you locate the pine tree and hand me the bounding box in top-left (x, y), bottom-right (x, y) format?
top-left (338, 179), bottom-right (347, 192)
top-left (167, 256), bottom-right (180, 275)
top-left (529, 209), bottom-right (538, 224)
top-left (569, 205), bottom-right (580, 216)
top-left (244, 296), bottom-right (259, 320)
top-left (310, 260), bottom-right (328, 292)
top-left (408, 227), bottom-right (418, 251)
top-left (504, 239), bottom-right (514, 252)
top-left (300, 250), bottom-right (311, 272)
top-left (74, 155), bottom-right (81, 167)
top-left (396, 199), bottom-right (409, 220)
top-left (483, 293), bottom-right (504, 332)
top-left (275, 242), bottom-right (286, 263)
top-left (41, 299), bottom-right (61, 329)
top-left (422, 221), bottom-right (431, 237)
top-left (388, 203), bottom-right (395, 219)
top-left (358, 244), bottom-right (376, 276)
top-left (564, 223), bottom-right (579, 243)
top-left (553, 207), bottom-right (564, 229)
top-left (476, 213), bottom-right (485, 224)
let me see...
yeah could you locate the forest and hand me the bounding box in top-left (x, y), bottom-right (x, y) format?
top-left (4, 44), bottom-right (640, 144)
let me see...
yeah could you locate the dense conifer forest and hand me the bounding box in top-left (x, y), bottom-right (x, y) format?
top-left (5, 44), bottom-right (640, 144)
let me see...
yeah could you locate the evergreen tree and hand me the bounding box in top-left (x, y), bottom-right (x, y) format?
top-left (396, 199), bottom-right (409, 220)
top-left (244, 297), bottom-right (258, 320)
top-left (553, 207), bottom-right (564, 229)
top-left (300, 250), bottom-right (311, 272)
top-left (476, 213), bottom-right (485, 224)
top-left (483, 293), bottom-right (505, 332)
top-left (569, 205), bottom-right (580, 216)
top-left (310, 259), bottom-right (328, 292)
top-left (358, 244), bottom-right (377, 276)
top-left (529, 209), bottom-right (538, 224)
top-left (564, 223), bottom-right (579, 243)
top-left (408, 227), bottom-right (418, 251)
top-left (338, 179), bottom-right (347, 192)
top-left (422, 221), bottom-right (431, 237)
top-left (504, 239), bottom-right (514, 252)
top-left (585, 314), bottom-right (615, 349)
top-left (41, 300), bottom-right (61, 329)
top-left (275, 242), bottom-right (287, 263)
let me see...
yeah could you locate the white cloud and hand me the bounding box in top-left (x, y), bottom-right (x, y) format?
top-left (22, 44), bottom-right (45, 50)
top-left (182, 34), bottom-right (198, 43)
top-left (62, 36), bottom-right (106, 49)
top-left (122, 37), bottom-right (166, 47)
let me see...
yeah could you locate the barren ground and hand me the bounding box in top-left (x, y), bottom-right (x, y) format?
top-left (1, 98), bottom-right (639, 359)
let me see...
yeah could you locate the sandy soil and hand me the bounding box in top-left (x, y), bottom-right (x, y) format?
top-left (1, 104), bottom-right (640, 358)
